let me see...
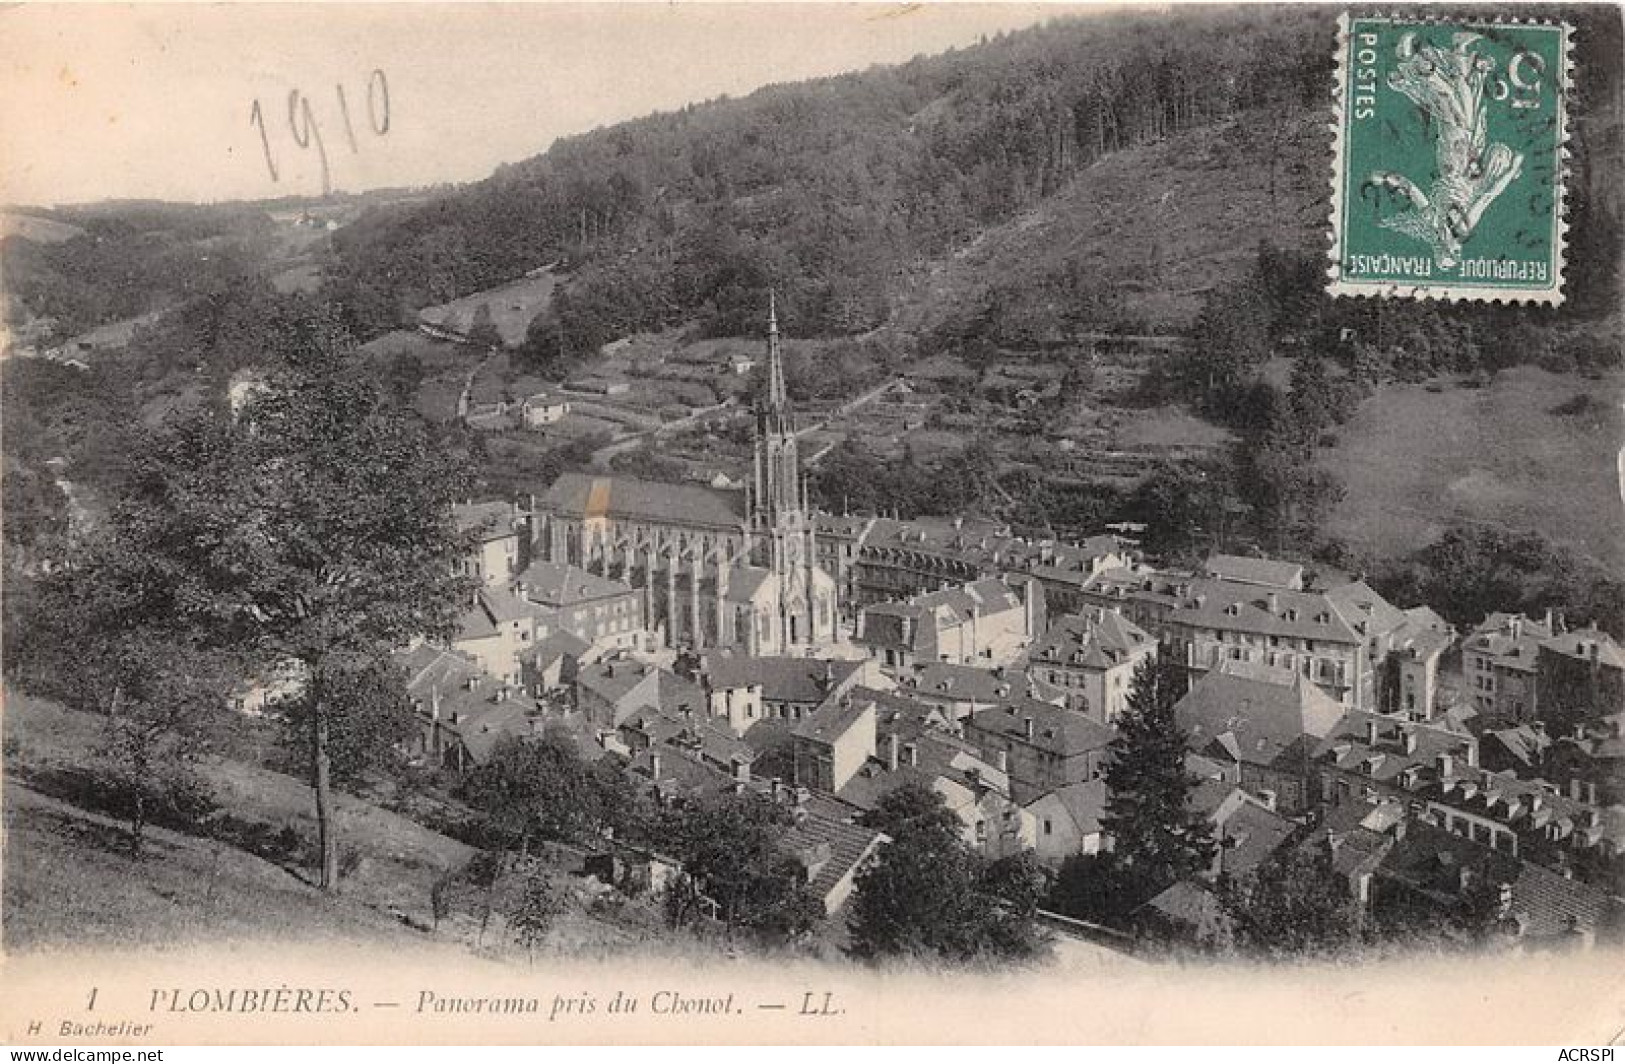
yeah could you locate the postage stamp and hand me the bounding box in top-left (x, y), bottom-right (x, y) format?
top-left (1327, 13), bottom-right (1572, 304)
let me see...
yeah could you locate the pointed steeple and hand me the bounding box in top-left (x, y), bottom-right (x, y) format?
top-left (765, 289), bottom-right (787, 410)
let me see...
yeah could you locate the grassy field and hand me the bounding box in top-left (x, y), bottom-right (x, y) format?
top-left (417, 273), bottom-right (557, 348)
top-left (1319, 367), bottom-right (1624, 570)
top-left (1, 693), bottom-right (684, 959)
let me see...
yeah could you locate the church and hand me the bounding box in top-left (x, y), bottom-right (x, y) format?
top-left (533, 299), bottom-right (839, 655)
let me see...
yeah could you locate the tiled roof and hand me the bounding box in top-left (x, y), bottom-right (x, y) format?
top-left (1172, 577), bottom-right (1362, 644)
top-left (1025, 779), bottom-right (1108, 837)
top-left (1029, 609), bottom-right (1154, 671)
top-left (1313, 710), bottom-right (1474, 784)
top-left (1541, 627), bottom-right (1625, 669)
top-left (397, 644), bottom-right (484, 697)
top-left (480, 585), bottom-right (550, 625)
top-left (909, 663), bottom-right (1026, 703)
top-left (1378, 820), bottom-right (1622, 939)
top-left (522, 630), bottom-right (592, 669)
top-left (1464, 613), bottom-right (1554, 671)
top-left (1140, 880), bottom-right (1228, 929)
top-left (837, 730), bottom-right (1001, 812)
top-left (703, 654), bottom-right (861, 705)
top-left (1214, 798), bottom-right (1296, 876)
top-left (517, 560), bottom-right (634, 607)
top-left (1204, 554), bottom-right (1304, 590)
top-left (1326, 581), bottom-right (1409, 640)
top-left (781, 810), bottom-right (887, 909)
top-left (541, 472), bottom-right (745, 529)
top-left (1483, 724), bottom-right (1552, 769)
top-left (1177, 669), bottom-right (1346, 767)
top-left (794, 692), bottom-right (874, 745)
top-left (967, 698), bottom-right (1117, 757)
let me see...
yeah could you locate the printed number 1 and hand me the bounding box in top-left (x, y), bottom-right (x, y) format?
top-left (88, 987), bottom-right (98, 1011)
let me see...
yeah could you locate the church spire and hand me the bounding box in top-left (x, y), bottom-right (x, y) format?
top-left (766, 289), bottom-right (787, 410)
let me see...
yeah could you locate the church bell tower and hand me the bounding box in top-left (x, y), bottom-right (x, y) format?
top-left (750, 294), bottom-right (820, 648)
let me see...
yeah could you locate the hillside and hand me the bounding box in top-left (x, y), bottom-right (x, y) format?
top-left (324, 6), bottom-right (1340, 346)
top-left (2, 693), bottom-right (686, 958)
top-left (1320, 368), bottom-right (1625, 572)
top-left (891, 105), bottom-right (1331, 339)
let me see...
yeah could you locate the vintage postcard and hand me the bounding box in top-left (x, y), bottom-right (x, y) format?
top-left (1, 1), bottom-right (1622, 1049)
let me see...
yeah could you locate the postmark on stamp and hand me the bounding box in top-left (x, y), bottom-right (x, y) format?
top-left (1327, 13), bottom-right (1572, 304)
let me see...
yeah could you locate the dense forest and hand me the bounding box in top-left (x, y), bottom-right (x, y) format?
top-left (322, 5), bottom-right (1622, 357)
top-left (1, 203), bottom-right (278, 343)
top-left (323, 7), bottom-right (1340, 347)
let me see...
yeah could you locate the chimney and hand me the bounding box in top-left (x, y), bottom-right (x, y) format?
top-left (1326, 830), bottom-right (1343, 854)
top-left (649, 752), bottom-right (662, 780)
top-left (1587, 781), bottom-right (1598, 806)
top-left (1022, 717), bottom-right (1035, 741)
top-left (1403, 729), bottom-right (1419, 755)
top-left (887, 733), bottom-right (899, 772)
top-left (1267, 592), bottom-right (1279, 614)
top-left (905, 743), bottom-right (919, 767)
top-left (1366, 719), bottom-right (1380, 747)
top-left (1436, 753), bottom-right (1453, 779)
top-left (1509, 616), bottom-right (1523, 640)
top-left (1570, 777), bottom-right (1582, 801)
top-left (996, 750), bottom-right (1009, 773)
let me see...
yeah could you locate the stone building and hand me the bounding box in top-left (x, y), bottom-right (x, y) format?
top-left (532, 299), bottom-right (837, 656)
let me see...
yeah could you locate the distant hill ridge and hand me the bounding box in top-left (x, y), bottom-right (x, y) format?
top-left (324, 6), bottom-right (1342, 346)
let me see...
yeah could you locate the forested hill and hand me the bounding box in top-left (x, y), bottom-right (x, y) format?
top-left (325, 6), bottom-right (1341, 346)
top-left (325, 4), bottom-right (1622, 356)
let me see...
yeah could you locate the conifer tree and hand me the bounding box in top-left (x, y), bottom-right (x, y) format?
top-left (1098, 657), bottom-right (1215, 909)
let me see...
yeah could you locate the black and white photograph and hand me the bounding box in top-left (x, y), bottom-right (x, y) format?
top-left (1, 1), bottom-right (1622, 1048)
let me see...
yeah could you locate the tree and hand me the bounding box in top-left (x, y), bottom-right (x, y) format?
top-left (847, 783), bottom-right (1048, 964)
top-left (1223, 844), bottom-right (1360, 959)
top-left (466, 303), bottom-right (502, 350)
top-left (65, 303), bottom-right (474, 890)
top-left (460, 733), bottom-right (636, 851)
top-left (657, 790), bottom-right (818, 942)
top-left (277, 658), bottom-right (417, 788)
top-left (509, 869), bottom-right (566, 960)
top-left (1096, 658), bottom-right (1214, 916)
top-left (11, 536), bottom-right (234, 857)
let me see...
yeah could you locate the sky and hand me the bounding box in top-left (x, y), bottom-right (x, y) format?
top-left (0, 2), bottom-right (1099, 207)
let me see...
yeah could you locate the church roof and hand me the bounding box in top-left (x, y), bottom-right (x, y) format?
top-left (541, 473), bottom-right (745, 530)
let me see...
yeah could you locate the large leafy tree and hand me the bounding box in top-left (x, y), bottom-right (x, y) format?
top-left (1097, 657), bottom-right (1214, 914)
top-left (1222, 845), bottom-right (1360, 959)
top-left (460, 733), bottom-right (639, 851)
top-left (847, 783), bottom-right (1048, 964)
top-left (68, 303), bottom-right (474, 889)
top-left (656, 790), bottom-right (819, 942)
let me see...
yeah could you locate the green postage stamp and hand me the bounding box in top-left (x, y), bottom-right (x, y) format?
top-left (1328, 13), bottom-right (1572, 304)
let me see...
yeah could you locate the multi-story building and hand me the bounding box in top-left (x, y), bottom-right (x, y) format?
top-left (962, 697), bottom-right (1117, 804)
top-left (854, 576), bottom-right (1038, 670)
top-left (1081, 563), bottom-right (1412, 711)
top-left (1175, 663), bottom-right (1348, 814)
top-left (1537, 625), bottom-right (1625, 727)
top-left (1462, 612), bottom-right (1555, 720)
top-left (1024, 607), bottom-right (1157, 724)
top-left (515, 559), bottom-right (645, 651)
top-left (454, 500), bottom-right (528, 588)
